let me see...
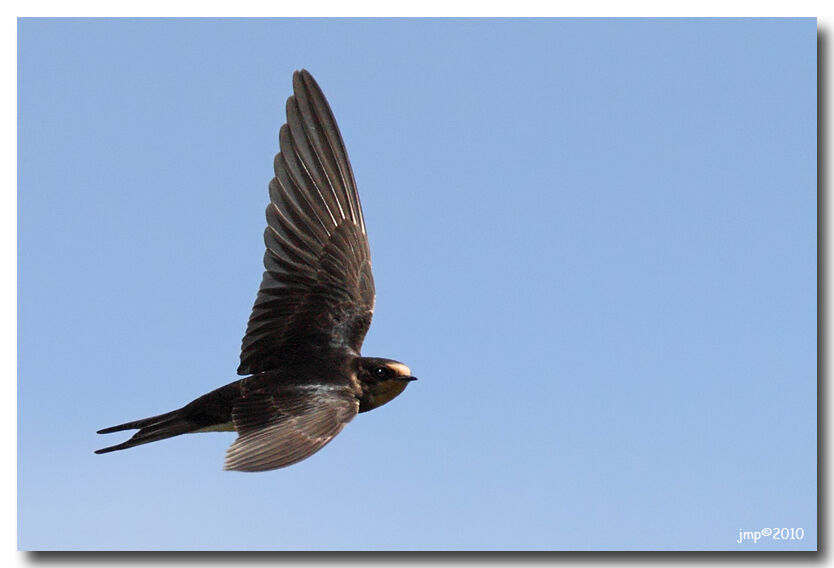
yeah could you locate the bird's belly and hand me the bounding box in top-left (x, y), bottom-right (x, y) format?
top-left (192, 422), bottom-right (236, 433)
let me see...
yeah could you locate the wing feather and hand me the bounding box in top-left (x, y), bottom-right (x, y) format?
top-left (224, 386), bottom-right (358, 472)
top-left (238, 70), bottom-right (375, 375)
top-left (297, 71), bottom-right (365, 234)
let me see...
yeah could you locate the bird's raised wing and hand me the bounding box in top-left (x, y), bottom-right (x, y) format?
top-left (224, 385), bottom-right (358, 472)
top-left (238, 70), bottom-right (375, 375)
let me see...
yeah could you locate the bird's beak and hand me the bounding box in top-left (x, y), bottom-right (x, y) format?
top-left (398, 376), bottom-right (418, 382)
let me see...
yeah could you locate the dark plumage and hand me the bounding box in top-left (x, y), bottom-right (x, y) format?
top-left (96, 70), bottom-right (415, 472)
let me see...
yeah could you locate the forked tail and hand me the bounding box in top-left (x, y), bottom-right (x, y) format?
top-left (95, 409), bottom-right (197, 454)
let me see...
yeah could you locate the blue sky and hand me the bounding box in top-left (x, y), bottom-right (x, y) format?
top-left (18, 18), bottom-right (816, 550)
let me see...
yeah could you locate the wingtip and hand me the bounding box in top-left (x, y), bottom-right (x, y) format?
top-left (222, 455), bottom-right (245, 472)
top-left (294, 69), bottom-right (322, 96)
top-left (292, 69), bottom-right (306, 91)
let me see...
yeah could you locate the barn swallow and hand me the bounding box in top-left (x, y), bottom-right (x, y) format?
top-left (96, 70), bottom-right (415, 472)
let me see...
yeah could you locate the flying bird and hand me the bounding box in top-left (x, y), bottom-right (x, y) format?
top-left (96, 70), bottom-right (415, 472)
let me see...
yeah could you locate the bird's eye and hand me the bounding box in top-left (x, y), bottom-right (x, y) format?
top-left (375, 367), bottom-right (389, 379)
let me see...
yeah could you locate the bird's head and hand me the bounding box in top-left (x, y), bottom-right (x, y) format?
top-left (356, 357), bottom-right (416, 412)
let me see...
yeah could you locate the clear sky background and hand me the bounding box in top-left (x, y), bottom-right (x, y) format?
top-left (18, 18), bottom-right (816, 551)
